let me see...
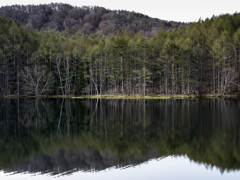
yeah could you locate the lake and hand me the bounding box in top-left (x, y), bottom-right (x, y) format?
top-left (0, 98), bottom-right (240, 179)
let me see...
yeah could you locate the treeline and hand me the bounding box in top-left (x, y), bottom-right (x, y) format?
top-left (0, 3), bottom-right (185, 37)
top-left (0, 13), bottom-right (240, 96)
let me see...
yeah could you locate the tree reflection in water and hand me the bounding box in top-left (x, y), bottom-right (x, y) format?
top-left (0, 98), bottom-right (239, 175)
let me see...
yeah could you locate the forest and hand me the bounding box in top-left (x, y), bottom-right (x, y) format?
top-left (0, 4), bottom-right (240, 96)
top-left (0, 3), bottom-right (185, 36)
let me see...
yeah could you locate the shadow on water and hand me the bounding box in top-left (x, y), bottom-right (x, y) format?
top-left (0, 98), bottom-right (239, 175)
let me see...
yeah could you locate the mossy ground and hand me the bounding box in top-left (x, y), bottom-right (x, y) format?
top-left (1, 94), bottom-right (238, 99)
top-left (71, 95), bottom-right (197, 100)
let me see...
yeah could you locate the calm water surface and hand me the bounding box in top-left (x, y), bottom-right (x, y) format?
top-left (0, 98), bottom-right (240, 179)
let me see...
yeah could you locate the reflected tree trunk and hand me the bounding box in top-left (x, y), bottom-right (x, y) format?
top-left (57, 99), bottom-right (64, 136)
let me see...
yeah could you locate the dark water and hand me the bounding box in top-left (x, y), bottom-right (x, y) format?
top-left (0, 98), bottom-right (240, 179)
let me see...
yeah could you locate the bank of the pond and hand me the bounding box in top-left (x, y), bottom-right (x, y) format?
top-left (0, 94), bottom-right (239, 99)
top-left (71, 95), bottom-right (194, 99)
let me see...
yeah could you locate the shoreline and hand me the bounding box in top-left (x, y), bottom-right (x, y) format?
top-left (0, 94), bottom-right (239, 99)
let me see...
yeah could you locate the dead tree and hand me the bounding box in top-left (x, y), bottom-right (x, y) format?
top-left (21, 65), bottom-right (54, 96)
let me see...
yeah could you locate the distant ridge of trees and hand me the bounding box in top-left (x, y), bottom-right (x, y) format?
top-left (0, 3), bottom-right (186, 37)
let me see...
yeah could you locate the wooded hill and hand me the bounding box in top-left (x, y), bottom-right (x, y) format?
top-left (0, 7), bottom-right (240, 96)
top-left (0, 3), bottom-right (186, 37)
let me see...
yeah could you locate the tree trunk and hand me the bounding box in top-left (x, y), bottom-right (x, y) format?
top-left (120, 56), bottom-right (124, 94)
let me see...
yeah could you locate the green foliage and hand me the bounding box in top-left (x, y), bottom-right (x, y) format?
top-left (1, 13), bottom-right (240, 96)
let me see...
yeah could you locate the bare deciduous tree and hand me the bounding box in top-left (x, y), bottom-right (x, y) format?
top-left (21, 65), bottom-right (54, 96)
top-left (54, 56), bottom-right (65, 95)
top-left (221, 67), bottom-right (237, 95)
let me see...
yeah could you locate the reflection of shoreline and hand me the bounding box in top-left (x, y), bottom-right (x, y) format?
top-left (1, 156), bottom-right (240, 180)
top-left (0, 99), bottom-right (239, 175)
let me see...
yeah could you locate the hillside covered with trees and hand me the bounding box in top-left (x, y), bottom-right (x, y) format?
top-left (0, 3), bottom-right (185, 37)
top-left (0, 5), bottom-right (240, 96)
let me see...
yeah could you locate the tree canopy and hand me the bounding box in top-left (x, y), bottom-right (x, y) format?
top-left (0, 12), bottom-right (240, 96)
top-left (0, 3), bottom-right (186, 37)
